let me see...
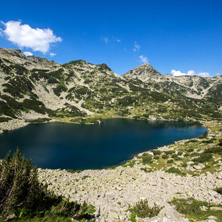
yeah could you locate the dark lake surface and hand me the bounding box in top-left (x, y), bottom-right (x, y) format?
top-left (0, 119), bottom-right (206, 170)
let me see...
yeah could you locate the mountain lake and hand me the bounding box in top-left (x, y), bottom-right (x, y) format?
top-left (0, 119), bottom-right (206, 170)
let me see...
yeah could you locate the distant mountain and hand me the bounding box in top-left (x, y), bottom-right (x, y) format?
top-left (0, 47), bottom-right (221, 124)
top-left (124, 63), bottom-right (222, 101)
top-left (124, 63), bottom-right (162, 81)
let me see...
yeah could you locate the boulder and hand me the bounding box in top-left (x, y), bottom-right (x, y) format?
top-left (157, 205), bottom-right (189, 222)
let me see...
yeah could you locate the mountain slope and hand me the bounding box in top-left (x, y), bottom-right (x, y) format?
top-left (124, 63), bottom-right (222, 100)
top-left (0, 47), bottom-right (221, 128)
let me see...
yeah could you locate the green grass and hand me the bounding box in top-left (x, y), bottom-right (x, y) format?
top-left (170, 198), bottom-right (222, 222)
top-left (123, 160), bottom-right (136, 168)
top-left (166, 167), bottom-right (182, 175)
top-left (25, 118), bottom-right (51, 123)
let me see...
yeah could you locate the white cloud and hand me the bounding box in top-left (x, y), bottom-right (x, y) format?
top-left (116, 39), bottom-right (121, 43)
top-left (197, 72), bottom-right (210, 77)
top-left (49, 52), bottom-right (56, 57)
top-left (171, 69), bottom-right (210, 77)
top-left (139, 55), bottom-right (148, 64)
top-left (133, 41), bottom-right (141, 52)
top-left (1, 21), bottom-right (62, 53)
top-left (24, 51), bottom-right (33, 56)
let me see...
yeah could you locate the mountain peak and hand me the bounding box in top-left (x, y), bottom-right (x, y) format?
top-left (123, 63), bottom-right (161, 81)
top-left (139, 62), bottom-right (150, 66)
top-left (97, 63), bottom-right (112, 72)
top-left (0, 47), bottom-right (26, 59)
top-left (0, 47), bottom-right (58, 70)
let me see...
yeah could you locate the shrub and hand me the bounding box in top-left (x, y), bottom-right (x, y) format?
top-left (166, 167), bottom-right (181, 175)
top-left (162, 155), bottom-right (169, 159)
top-left (199, 131), bottom-right (208, 138)
top-left (170, 198), bottom-right (222, 221)
top-left (53, 85), bottom-right (67, 97)
top-left (194, 153), bottom-right (213, 163)
top-left (0, 117), bottom-right (11, 122)
top-left (215, 187), bottom-right (222, 195)
top-left (177, 151), bottom-right (183, 156)
top-left (141, 154), bottom-right (153, 164)
top-left (204, 147), bottom-right (222, 154)
top-left (181, 163), bottom-right (187, 168)
top-left (219, 139), bottom-right (222, 146)
top-left (0, 148), bottom-right (95, 220)
top-left (154, 156), bottom-right (159, 160)
top-left (172, 154), bottom-right (178, 158)
top-left (167, 159), bottom-right (174, 163)
top-left (165, 150), bottom-right (174, 155)
top-left (22, 99), bottom-right (47, 114)
top-left (0, 100), bottom-right (17, 118)
top-left (190, 152), bottom-right (200, 157)
top-left (129, 200), bottom-right (162, 218)
top-left (187, 148), bottom-right (194, 153)
top-left (152, 150), bottom-right (161, 155)
top-left (171, 198), bottom-right (205, 215)
top-left (201, 138), bottom-right (214, 144)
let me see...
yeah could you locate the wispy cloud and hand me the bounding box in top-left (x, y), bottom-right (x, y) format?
top-left (101, 36), bottom-right (121, 44)
top-left (49, 52), bottom-right (56, 57)
top-left (171, 69), bottom-right (210, 77)
top-left (133, 41), bottom-right (141, 52)
top-left (101, 37), bottom-right (109, 44)
top-left (24, 51), bottom-right (33, 56)
top-left (0, 21), bottom-right (62, 54)
top-left (139, 55), bottom-right (148, 64)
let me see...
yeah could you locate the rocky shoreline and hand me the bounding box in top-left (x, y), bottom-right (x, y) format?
top-left (0, 119), bottom-right (29, 134)
top-left (38, 165), bottom-right (222, 222)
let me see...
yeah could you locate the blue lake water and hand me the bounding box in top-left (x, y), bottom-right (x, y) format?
top-left (0, 119), bottom-right (206, 170)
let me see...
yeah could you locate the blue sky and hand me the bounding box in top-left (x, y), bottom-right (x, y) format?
top-left (0, 0), bottom-right (222, 76)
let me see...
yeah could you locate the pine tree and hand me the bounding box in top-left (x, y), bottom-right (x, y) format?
top-left (0, 148), bottom-right (47, 217)
top-left (0, 148), bottom-right (95, 220)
